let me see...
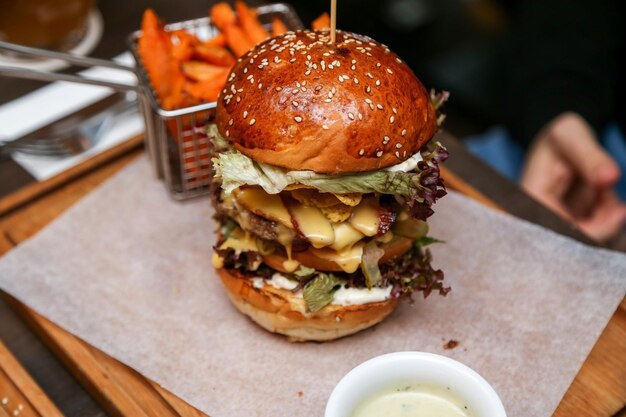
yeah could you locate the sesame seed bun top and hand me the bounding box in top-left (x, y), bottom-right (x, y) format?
top-left (215, 29), bottom-right (438, 174)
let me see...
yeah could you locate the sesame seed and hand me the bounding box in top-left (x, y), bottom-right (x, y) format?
top-left (376, 150), bottom-right (383, 157)
top-left (358, 113), bottom-right (363, 120)
top-left (324, 98), bottom-right (332, 102)
top-left (222, 88), bottom-right (227, 94)
top-left (402, 129), bottom-right (407, 136)
top-left (294, 116), bottom-right (303, 122)
top-left (249, 118), bottom-right (256, 126)
top-left (315, 85), bottom-right (323, 91)
top-left (348, 113), bottom-right (355, 120)
top-left (321, 60), bottom-right (326, 70)
top-left (366, 86), bottom-right (371, 93)
top-left (383, 136), bottom-right (390, 144)
top-left (353, 77), bottom-right (359, 84)
top-left (351, 65), bottom-right (356, 70)
top-left (366, 72), bottom-right (373, 79)
top-left (392, 107), bottom-right (397, 114)
top-left (390, 116), bottom-right (395, 124)
top-left (387, 68), bottom-right (393, 74)
top-left (226, 130), bottom-right (230, 137)
top-left (365, 98), bottom-right (372, 104)
top-left (352, 59), bottom-right (357, 64)
top-left (274, 56), bottom-right (281, 63)
top-left (236, 96), bottom-right (241, 103)
top-left (359, 148), bottom-right (365, 156)
top-left (396, 143), bottom-right (403, 148)
top-left (323, 124), bottom-right (329, 130)
top-left (290, 58), bottom-right (296, 63)
top-left (258, 83), bottom-right (263, 89)
top-left (292, 89), bottom-right (299, 95)
top-left (338, 76), bottom-right (344, 82)
top-left (395, 151), bottom-right (401, 158)
top-left (376, 80), bottom-right (381, 86)
top-left (376, 62), bottom-right (381, 67)
top-left (276, 86), bottom-right (282, 91)
top-left (396, 57), bottom-right (402, 63)
top-left (292, 101), bottom-right (299, 106)
top-left (328, 64), bottom-right (334, 69)
top-left (305, 70), bottom-right (311, 76)
top-left (377, 104), bottom-right (383, 110)
top-left (243, 111), bottom-right (248, 119)
top-left (328, 91), bottom-right (333, 98)
top-left (2, 397), bottom-right (8, 405)
top-left (228, 119), bottom-right (234, 126)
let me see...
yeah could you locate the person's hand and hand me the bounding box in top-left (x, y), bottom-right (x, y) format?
top-left (521, 112), bottom-right (626, 242)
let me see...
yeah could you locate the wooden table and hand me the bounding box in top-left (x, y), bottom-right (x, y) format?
top-left (0, 135), bottom-right (624, 417)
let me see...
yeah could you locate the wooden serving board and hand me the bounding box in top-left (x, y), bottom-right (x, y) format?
top-left (0, 152), bottom-right (625, 417)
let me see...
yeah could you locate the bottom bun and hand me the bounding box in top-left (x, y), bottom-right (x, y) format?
top-left (217, 268), bottom-right (400, 342)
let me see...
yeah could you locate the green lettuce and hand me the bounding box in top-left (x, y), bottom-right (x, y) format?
top-left (208, 125), bottom-right (448, 220)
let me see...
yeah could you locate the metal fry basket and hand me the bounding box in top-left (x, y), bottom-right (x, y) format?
top-left (129, 3), bottom-right (304, 200)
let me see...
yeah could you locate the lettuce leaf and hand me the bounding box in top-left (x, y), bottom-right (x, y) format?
top-left (212, 140), bottom-right (448, 220)
top-left (303, 273), bottom-right (342, 312)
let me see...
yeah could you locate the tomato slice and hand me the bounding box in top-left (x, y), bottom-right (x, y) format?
top-left (262, 237), bottom-right (413, 273)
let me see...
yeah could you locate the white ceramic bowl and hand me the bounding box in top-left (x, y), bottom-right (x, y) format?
top-left (325, 351), bottom-right (507, 417)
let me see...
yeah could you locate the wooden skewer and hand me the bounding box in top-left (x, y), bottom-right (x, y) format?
top-left (330, 0), bottom-right (337, 44)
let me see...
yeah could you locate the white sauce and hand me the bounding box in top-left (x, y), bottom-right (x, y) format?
top-left (333, 285), bottom-right (391, 305)
top-left (351, 383), bottom-right (474, 417)
top-left (252, 273), bottom-right (298, 290)
top-left (386, 151), bottom-right (423, 172)
top-left (253, 274), bottom-right (392, 306)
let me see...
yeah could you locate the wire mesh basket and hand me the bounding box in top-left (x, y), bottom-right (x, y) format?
top-left (128, 3), bottom-right (304, 200)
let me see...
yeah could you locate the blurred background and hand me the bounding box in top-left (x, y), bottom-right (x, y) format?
top-left (290, 0), bottom-right (510, 139)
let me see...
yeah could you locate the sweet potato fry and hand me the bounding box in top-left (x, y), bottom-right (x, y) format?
top-left (272, 16), bottom-right (288, 36)
top-left (138, 9), bottom-right (187, 109)
top-left (210, 2), bottom-right (237, 31)
top-left (185, 72), bottom-right (230, 102)
top-left (223, 24), bottom-right (254, 56)
top-left (171, 29), bottom-right (200, 45)
top-left (172, 35), bottom-right (196, 62)
top-left (312, 12), bottom-right (330, 30)
top-left (235, 1), bottom-right (269, 44)
top-left (210, 2), bottom-right (253, 56)
top-left (194, 44), bottom-right (236, 67)
top-left (182, 61), bottom-right (231, 82)
top-left (204, 33), bottom-right (227, 47)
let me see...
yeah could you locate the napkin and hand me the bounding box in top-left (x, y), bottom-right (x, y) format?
top-left (0, 157), bottom-right (624, 417)
top-left (0, 53), bottom-right (142, 181)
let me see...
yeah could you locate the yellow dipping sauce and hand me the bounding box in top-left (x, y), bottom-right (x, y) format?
top-left (351, 383), bottom-right (474, 417)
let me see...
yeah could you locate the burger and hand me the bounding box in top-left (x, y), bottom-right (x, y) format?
top-left (209, 29), bottom-right (449, 342)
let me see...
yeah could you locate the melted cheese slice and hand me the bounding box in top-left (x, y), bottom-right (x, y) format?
top-left (330, 222), bottom-right (365, 251)
top-left (234, 187), bottom-right (293, 228)
top-left (218, 230), bottom-right (258, 253)
top-left (289, 204), bottom-right (335, 248)
top-left (349, 199), bottom-right (380, 236)
top-left (312, 242), bottom-right (364, 273)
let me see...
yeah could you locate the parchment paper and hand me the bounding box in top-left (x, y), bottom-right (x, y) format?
top-left (1, 156), bottom-right (625, 417)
